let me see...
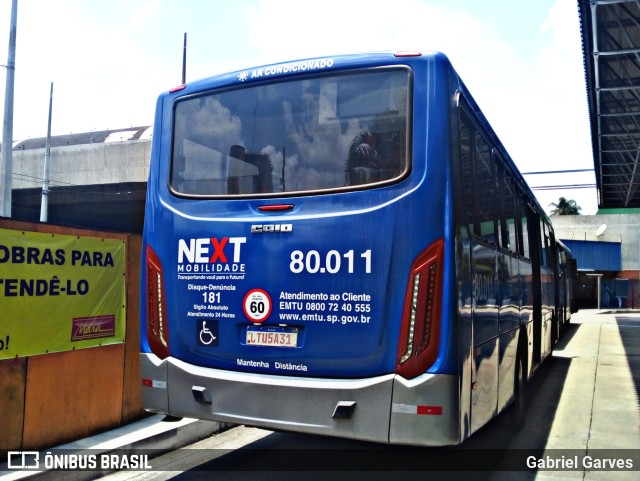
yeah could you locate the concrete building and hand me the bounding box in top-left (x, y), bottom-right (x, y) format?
top-left (552, 213), bottom-right (640, 309)
top-left (9, 127), bottom-right (151, 232)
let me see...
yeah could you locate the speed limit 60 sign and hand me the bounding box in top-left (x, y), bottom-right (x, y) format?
top-left (243, 288), bottom-right (272, 323)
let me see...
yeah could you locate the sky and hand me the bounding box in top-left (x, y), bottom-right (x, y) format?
top-left (0, 0), bottom-right (597, 214)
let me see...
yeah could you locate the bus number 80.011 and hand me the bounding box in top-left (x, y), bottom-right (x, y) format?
top-left (289, 249), bottom-right (372, 275)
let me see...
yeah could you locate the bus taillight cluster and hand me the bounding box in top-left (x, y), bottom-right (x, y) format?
top-left (396, 238), bottom-right (444, 379)
top-left (146, 245), bottom-right (170, 359)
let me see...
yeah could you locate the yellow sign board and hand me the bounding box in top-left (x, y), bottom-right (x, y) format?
top-left (0, 228), bottom-right (126, 359)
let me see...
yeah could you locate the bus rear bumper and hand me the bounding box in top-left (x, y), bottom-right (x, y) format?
top-left (140, 353), bottom-right (460, 446)
top-left (140, 353), bottom-right (394, 444)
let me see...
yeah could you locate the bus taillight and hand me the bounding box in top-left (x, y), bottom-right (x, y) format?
top-left (146, 245), bottom-right (170, 359)
top-left (397, 239), bottom-right (444, 379)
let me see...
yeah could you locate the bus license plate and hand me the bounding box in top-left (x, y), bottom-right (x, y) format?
top-left (246, 326), bottom-right (298, 348)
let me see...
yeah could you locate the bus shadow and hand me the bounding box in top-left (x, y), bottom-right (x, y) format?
top-left (174, 326), bottom-right (579, 480)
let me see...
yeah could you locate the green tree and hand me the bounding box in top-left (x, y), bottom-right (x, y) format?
top-left (549, 197), bottom-right (581, 215)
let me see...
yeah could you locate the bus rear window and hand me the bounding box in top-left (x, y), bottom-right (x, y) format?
top-left (170, 68), bottom-right (410, 196)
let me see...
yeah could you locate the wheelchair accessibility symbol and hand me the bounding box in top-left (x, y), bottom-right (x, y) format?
top-left (197, 320), bottom-right (219, 347)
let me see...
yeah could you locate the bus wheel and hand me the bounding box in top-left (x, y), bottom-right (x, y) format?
top-left (511, 353), bottom-right (527, 430)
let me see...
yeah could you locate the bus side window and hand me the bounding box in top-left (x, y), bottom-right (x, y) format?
top-left (459, 113), bottom-right (475, 233)
top-left (497, 162), bottom-right (517, 253)
top-left (540, 221), bottom-right (551, 267)
top-left (519, 198), bottom-right (530, 260)
top-left (474, 131), bottom-right (496, 244)
top-left (459, 109), bottom-right (496, 244)
top-left (559, 250), bottom-right (567, 270)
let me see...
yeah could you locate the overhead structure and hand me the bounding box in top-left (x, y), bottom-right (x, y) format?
top-left (579, 0), bottom-right (640, 209)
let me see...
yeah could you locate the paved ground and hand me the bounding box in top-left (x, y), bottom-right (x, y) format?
top-left (487, 309), bottom-right (640, 480)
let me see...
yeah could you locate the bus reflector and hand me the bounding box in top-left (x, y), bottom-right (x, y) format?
top-left (142, 378), bottom-right (167, 389)
top-left (169, 84), bottom-right (187, 93)
top-left (396, 239), bottom-right (444, 379)
top-left (146, 245), bottom-right (170, 359)
top-left (392, 403), bottom-right (443, 415)
top-left (417, 405), bottom-right (443, 415)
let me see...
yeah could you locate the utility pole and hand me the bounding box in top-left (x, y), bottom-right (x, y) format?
top-left (40, 82), bottom-right (53, 222)
top-left (182, 32), bottom-right (187, 84)
top-left (1, 0), bottom-right (18, 218)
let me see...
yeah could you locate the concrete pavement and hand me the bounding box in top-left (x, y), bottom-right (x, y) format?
top-left (539, 309), bottom-right (639, 452)
top-left (488, 309), bottom-right (640, 480)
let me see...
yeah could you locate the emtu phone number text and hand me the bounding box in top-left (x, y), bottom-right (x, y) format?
top-left (289, 249), bottom-right (371, 274)
top-left (279, 292), bottom-right (372, 325)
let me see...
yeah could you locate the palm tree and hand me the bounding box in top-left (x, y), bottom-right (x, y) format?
top-left (549, 197), bottom-right (581, 215)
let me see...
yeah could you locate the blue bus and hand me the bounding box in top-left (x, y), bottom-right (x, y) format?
top-left (140, 51), bottom-right (574, 446)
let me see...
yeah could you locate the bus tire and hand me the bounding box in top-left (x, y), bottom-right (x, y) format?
top-left (511, 351), bottom-right (527, 430)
